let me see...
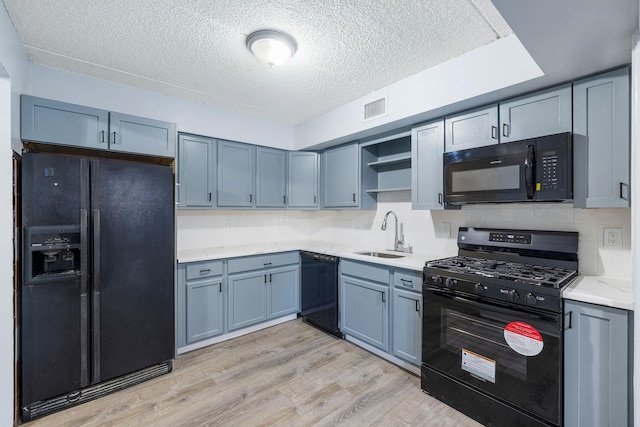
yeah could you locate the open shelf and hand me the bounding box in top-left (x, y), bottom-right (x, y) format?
top-left (367, 154), bottom-right (411, 168)
top-left (365, 187), bottom-right (411, 194)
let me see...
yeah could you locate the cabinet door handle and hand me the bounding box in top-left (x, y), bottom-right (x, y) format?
top-left (269, 274), bottom-right (272, 283)
top-left (438, 192), bottom-right (443, 205)
top-left (502, 123), bottom-right (509, 137)
top-left (199, 269), bottom-right (211, 275)
top-left (620, 182), bottom-right (629, 201)
top-left (99, 130), bottom-right (106, 144)
top-left (283, 195), bottom-right (286, 204)
top-left (564, 311), bottom-right (573, 330)
top-left (381, 291), bottom-right (386, 303)
top-left (415, 299), bottom-right (420, 312)
top-left (400, 278), bottom-right (412, 287)
top-left (208, 192), bottom-right (212, 202)
top-left (219, 283), bottom-right (222, 293)
top-left (249, 194), bottom-right (252, 203)
top-left (352, 193), bottom-right (356, 202)
top-left (313, 195), bottom-right (317, 204)
top-left (112, 131), bottom-right (118, 144)
top-left (264, 274), bottom-right (267, 283)
top-left (491, 125), bottom-right (498, 139)
top-left (263, 262), bottom-right (272, 267)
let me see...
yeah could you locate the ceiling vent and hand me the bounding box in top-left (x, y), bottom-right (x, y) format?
top-left (363, 97), bottom-right (387, 121)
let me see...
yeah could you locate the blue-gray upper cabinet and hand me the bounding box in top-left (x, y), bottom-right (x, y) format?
top-left (109, 112), bottom-right (176, 157)
top-left (217, 140), bottom-right (255, 207)
top-left (340, 260), bottom-right (390, 351)
top-left (322, 142), bottom-right (374, 209)
top-left (411, 120), bottom-right (445, 210)
top-left (21, 95), bottom-right (109, 150)
top-left (287, 151), bottom-right (318, 209)
top-left (21, 95), bottom-right (176, 157)
top-left (564, 300), bottom-right (631, 427)
top-left (177, 134), bottom-right (216, 208)
top-left (573, 67), bottom-right (630, 208)
top-left (499, 84), bottom-right (572, 143)
top-left (444, 104), bottom-right (498, 152)
top-left (256, 147), bottom-right (287, 208)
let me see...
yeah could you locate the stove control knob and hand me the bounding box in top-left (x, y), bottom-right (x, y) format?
top-left (526, 293), bottom-right (537, 305)
top-left (508, 290), bottom-right (520, 301)
top-left (432, 275), bottom-right (443, 286)
top-left (474, 283), bottom-right (485, 294)
top-left (445, 278), bottom-right (457, 288)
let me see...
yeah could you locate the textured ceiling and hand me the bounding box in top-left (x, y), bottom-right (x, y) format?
top-left (3, 0), bottom-right (512, 125)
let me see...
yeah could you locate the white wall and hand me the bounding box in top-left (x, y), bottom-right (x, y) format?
top-left (178, 198), bottom-right (632, 279)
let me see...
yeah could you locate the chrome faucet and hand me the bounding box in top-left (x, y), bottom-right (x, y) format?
top-left (381, 211), bottom-right (410, 253)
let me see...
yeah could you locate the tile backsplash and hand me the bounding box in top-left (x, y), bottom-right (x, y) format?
top-left (177, 196), bottom-right (631, 278)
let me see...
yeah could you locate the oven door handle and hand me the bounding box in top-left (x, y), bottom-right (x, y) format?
top-left (525, 144), bottom-right (535, 199)
top-left (425, 287), bottom-right (559, 320)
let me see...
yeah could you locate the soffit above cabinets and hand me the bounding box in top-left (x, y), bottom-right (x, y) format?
top-left (2, 0), bottom-right (511, 125)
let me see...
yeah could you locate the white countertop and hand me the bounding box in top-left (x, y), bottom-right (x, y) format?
top-left (177, 240), bottom-right (448, 272)
top-left (563, 275), bottom-right (634, 311)
top-left (178, 241), bottom-right (634, 311)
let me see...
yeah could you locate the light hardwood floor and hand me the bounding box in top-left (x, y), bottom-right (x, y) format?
top-left (25, 319), bottom-right (481, 426)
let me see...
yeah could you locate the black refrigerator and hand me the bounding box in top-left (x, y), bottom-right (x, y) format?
top-left (20, 152), bottom-right (174, 421)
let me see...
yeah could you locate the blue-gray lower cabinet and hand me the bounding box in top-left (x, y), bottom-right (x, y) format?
top-left (227, 252), bottom-right (300, 331)
top-left (392, 269), bottom-right (422, 365)
top-left (177, 260), bottom-right (224, 347)
top-left (392, 288), bottom-right (422, 365)
top-left (268, 265), bottom-right (300, 318)
top-left (564, 300), bottom-right (631, 427)
top-left (228, 271), bottom-right (268, 331)
top-left (340, 260), bottom-right (390, 351)
top-left (186, 279), bottom-right (223, 343)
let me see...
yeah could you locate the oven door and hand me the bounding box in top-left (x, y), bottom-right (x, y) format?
top-left (422, 288), bottom-right (561, 425)
top-left (443, 139), bottom-right (534, 205)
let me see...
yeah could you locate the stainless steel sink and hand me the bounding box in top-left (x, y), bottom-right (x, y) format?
top-left (354, 250), bottom-right (407, 259)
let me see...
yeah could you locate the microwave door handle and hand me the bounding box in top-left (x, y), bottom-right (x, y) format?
top-left (525, 145), bottom-right (535, 199)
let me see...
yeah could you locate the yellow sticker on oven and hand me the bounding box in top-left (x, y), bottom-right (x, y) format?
top-left (504, 321), bottom-right (544, 356)
top-left (461, 349), bottom-right (496, 383)
top-left (536, 183), bottom-right (541, 191)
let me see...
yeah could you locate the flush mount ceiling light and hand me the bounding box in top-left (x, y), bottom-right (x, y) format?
top-left (246, 29), bottom-right (297, 67)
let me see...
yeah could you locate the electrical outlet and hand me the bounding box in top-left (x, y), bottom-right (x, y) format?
top-left (603, 227), bottom-right (623, 248)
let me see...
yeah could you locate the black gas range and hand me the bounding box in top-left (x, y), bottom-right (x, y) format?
top-left (424, 227), bottom-right (579, 314)
top-left (421, 227), bottom-right (579, 427)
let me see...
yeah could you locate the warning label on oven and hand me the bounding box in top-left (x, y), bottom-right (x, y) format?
top-left (461, 349), bottom-right (496, 383)
top-left (504, 321), bottom-right (544, 356)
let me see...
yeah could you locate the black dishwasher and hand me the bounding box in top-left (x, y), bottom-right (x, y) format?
top-left (300, 251), bottom-right (343, 338)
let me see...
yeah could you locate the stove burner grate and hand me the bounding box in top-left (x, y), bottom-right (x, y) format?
top-left (426, 256), bottom-right (577, 288)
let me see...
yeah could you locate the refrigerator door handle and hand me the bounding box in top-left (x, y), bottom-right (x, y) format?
top-left (79, 209), bottom-right (89, 387)
top-left (92, 208), bottom-right (101, 384)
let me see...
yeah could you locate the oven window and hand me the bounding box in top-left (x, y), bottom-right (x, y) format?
top-left (444, 308), bottom-right (527, 381)
top-left (451, 164), bottom-right (520, 192)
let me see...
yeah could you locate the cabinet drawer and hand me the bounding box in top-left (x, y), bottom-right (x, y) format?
top-left (394, 269), bottom-right (422, 292)
top-left (185, 260), bottom-right (223, 280)
top-left (228, 251), bottom-right (299, 274)
top-left (341, 259), bottom-right (390, 284)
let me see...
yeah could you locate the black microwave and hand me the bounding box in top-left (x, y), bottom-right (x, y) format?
top-left (443, 132), bottom-right (572, 205)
